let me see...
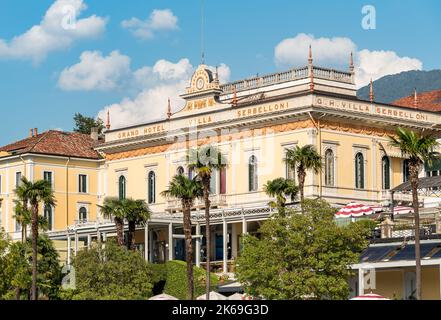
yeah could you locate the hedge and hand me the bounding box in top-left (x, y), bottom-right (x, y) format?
top-left (151, 260), bottom-right (218, 300)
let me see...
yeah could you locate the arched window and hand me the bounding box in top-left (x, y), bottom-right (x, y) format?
top-left (248, 155), bottom-right (258, 191)
top-left (403, 159), bottom-right (410, 182)
top-left (119, 175), bottom-right (126, 200)
top-left (148, 171), bottom-right (156, 204)
top-left (325, 149), bottom-right (335, 186)
top-left (355, 153), bottom-right (364, 189)
top-left (44, 205), bottom-right (53, 231)
top-left (188, 167), bottom-right (195, 179)
top-left (79, 207), bottom-right (87, 223)
top-left (177, 166), bottom-right (185, 176)
top-left (382, 156), bottom-right (391, 190)
top-left (210, 169), bottom-right (217, 194)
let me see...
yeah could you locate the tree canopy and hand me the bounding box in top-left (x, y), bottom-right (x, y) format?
top-left (64, 240), bottom-right (153, 300)
top-left (235, 199), bottom-right (371, 300)
top-left (73, 113), bottom-right (104, 135)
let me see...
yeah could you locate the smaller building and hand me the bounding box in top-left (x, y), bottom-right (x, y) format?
top-left (0, 129), bottom-right (105, 243)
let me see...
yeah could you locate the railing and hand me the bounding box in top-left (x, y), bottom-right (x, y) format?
top-left (166, 194), bottom-right (228, 211)
top-left (220, 66), bottom-right (353, 94)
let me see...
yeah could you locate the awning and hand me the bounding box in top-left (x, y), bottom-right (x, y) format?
top-left (351, 293), bottom-right (389, 300)
top-left (335, 202), bottom-right (383, 218)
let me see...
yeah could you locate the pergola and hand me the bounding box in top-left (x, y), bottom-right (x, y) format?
top-left (391, 176), bottom-right (441, 198)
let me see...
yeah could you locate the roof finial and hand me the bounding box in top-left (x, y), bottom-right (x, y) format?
top-left (232, 87), bottom-right (238, 106)
top-left (308, 45), bottom-right (313, 66)
top-left (349, 51), bottom-right (354, 73)
top-left (310, 66), bottom-right (315, 93)
top-left (215, 66), bottom-right (219, 82)
top-left (106, 110), bottom-right (111, 130)
top-left (369, 78), bottom-right (374, 102)
top-left (167, 98), bottom-right (172, 119)
top-left (414, 88), bottom-right (418, 109)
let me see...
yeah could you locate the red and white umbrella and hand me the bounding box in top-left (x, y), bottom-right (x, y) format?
top-left (350, 293), bottom-right (389, 300)
top-left (336, 202), bottom-right (383, 219)
top-left (392, 206), bottom-right (414, 215)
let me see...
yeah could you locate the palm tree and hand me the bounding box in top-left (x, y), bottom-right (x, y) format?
top-left (161, 174), bottom-right (203, 300)
top-left (264, 178), bottom-right (298, 216)
top-left (284, 145), bottom-right (322, 212)
top-left (13, 199), bottom-right (31, 243)
top-left (16, 177), bottom-right (55, 300)
top-left (122, 198), bottom-right (151, 251)
top-left (99, 197), bottom-right (125, 246)
top-left (389, 127), bottom-right (440, 300)
top-left (187, 145), bottom-right (227, 300)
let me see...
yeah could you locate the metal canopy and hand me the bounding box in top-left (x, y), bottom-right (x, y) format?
top-left (391, 175), bottom-right (441, 193)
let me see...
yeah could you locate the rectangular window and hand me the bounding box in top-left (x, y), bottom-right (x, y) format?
top-left (78, 174), bottom-right (88, 193)
top-left (0, 175), bottom-right (2, 194)
top-left (16, 172), bottom-right (22, 187)
top-left (44, 171), bottom-right (53, 188)
top-left (220, 168), bottom-right (227, 195)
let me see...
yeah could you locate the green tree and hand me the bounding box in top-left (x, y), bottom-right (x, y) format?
top-left (122, 198), bottom-right (151, 251)
top-left (99, 197), bottom-right (126, 246)
top-left (13, 199), bottom-right (31, 243)
top-left (73, 113), bottom-right (104, 135)
top-left (0, 233), bottom-right (61, 300)
top-left (389, 127), bottom-right (440, 300)
top-left (161, 175), bottom-right (203, 300)
top-left (65, 240), bottom-right (153, 300)
top-left (187, 145), bottom-right (227, 300)
top-left (264, 178), bottom-right (298, 216)
top-left (15, 178), bottom-right (55, 300)
top-left (236, 199), bottom-right (371, 300)
top-left (284, 145), bottom-right (322, 212)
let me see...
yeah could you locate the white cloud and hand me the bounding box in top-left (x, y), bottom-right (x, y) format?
top-left (356, 50), bottom-right (423, 87)
top-left (274, 33), bottom-right (423, 88)
top-left (121, 9), bottom-right (178, 40)
top-left (58, 50), bottom-right (131, 91)
top-left (275, 33), bottom-right (356, 68)
top-left (0, 0), bottom-right (107, 63)
top-left (97, 59), bottom-right (231, 129)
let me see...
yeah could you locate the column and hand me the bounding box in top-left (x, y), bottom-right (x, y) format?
top-left (149, 228), bottom-right (154, 262)
top-left (195, 223), bottom-right (201, 268)
top-left (74, 230), bottom-right (79, 256)
top-left (242, 218), bottom-right (247, 235)
top-left (67, 234), bottom-right (71, 265)
top-left (223, 219), bottom-right (228, 273)
top-left (231, 223), bottom-right (238, 260)
top-left (87, 234), bottom-right (91, 249)
top-left (358, 267), bottom-right (365, 296)
top-left (168, 223), bottom-right (173, 261)
top-left (144, 223), bottom-right (149, 262)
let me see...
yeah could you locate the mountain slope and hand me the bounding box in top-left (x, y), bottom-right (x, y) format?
top-left (357, 70), bottom-right (441, 104)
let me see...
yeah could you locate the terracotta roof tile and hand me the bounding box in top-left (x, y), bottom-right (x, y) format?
top-left (0, 130), bottom-right (103, 159)
top-left (392, 90), bottom-right (441, 112)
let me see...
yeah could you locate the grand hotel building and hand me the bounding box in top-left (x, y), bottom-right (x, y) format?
top-left (1, 52), bottom-right (441, 298)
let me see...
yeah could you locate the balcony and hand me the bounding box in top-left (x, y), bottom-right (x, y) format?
top-left (166, 194), bottom-right (227, 212)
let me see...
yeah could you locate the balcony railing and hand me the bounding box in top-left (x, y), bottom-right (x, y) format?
top-left (220, 66), bottom-right (354, 94)
top-left (166, 194), bottom-right (227, 212)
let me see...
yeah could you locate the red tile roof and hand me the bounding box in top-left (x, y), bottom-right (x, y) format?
top-left (0, 130), bottom-right (103, 159)
top-left (392, 90), bottom-right (441, 112)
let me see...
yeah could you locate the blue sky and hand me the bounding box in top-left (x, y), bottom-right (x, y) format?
top-left (0, 0), bottom-right (440, 146)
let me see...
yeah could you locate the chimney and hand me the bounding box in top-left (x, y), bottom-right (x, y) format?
top-left (29, 128), bottom-right (34, 138)
top-left (90, 127), bottom-right (99, 141)
top-left (34, 128), bottom-right (38, 136)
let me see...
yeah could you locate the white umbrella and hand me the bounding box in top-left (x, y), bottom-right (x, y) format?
top-left (197, 291), bottom-right (227, 300)
top-left (228, 293), bottom-right (255, 300)
top-left (350, 293), bottom-right (389, 300)
top-left (149, 293), bottom-right (179, 300)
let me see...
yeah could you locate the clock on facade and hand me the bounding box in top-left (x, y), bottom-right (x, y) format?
top-left (196, 77), bottom-right (205, 90)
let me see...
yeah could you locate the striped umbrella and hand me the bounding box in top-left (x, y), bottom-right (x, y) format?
top-left (350, 293), bottom-right (389, 300)
top-left (335, 202), bottom-right (383, 219)
top-left (393, 206), bottom-right (414, 215)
